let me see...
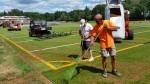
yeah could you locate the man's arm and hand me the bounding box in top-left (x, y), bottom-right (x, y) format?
top-left (90, 35), bottom-right (95, 46)
top-left (107, 26), bottom-right (119, 31)
top-left (90, 24), bottom-right (98, 46)
top-left (104, 22), bottom-right (119, 31)
top-left (79, 30), bottom-right (82, 38)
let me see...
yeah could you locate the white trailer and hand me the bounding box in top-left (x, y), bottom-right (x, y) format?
top-left (105, 0), bottom-right (134, 40)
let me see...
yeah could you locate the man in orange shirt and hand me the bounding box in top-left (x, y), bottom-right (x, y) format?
top-left (90, 14), bottom-right (121, 78)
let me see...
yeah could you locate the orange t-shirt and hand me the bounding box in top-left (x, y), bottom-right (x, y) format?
top-left (90, 20), bottom-right (115, 48)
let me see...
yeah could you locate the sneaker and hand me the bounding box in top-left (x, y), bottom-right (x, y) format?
top-left (102, 71), bottom-right (107, 78)
top-left (88, 57), bottom-right (94, 61)
top-left (112, 70), bottom-right (121, 77)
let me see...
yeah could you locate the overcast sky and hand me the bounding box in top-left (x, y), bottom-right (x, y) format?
top-left (0, 0), bottom-right (107, 13)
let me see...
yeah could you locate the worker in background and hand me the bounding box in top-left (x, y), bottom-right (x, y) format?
top-left (79, 19), bottom-right (94, 61)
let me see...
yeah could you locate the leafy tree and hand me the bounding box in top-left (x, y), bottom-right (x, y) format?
top-left (69, 10), bottom-right (84, 21)
top-left (43, 12), bottom-right (52, 21)
top-left (130, 4), bottom-right (145, 20)
top-left (92, 4), bottom-right (106, 20)
top-left (8, 9), bottom-right (23, 16)
top-left (59, 13), bottom-right (68, 21)
top-left (125, 0), bottom-right (131, 4)
top-left (84, 6), bottom-right (92, 21)
top-left (3, 11), bottom-right (7, 16)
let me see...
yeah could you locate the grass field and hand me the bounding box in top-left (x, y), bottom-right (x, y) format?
top-left (0, 34), bottom-right (52, 84)
top-left (0, 21), bottom-right (150, 84)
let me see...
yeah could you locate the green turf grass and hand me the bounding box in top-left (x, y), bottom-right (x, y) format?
top-left (0, 21), bottom-right (150, 84)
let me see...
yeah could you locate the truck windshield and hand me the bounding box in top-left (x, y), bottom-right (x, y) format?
top-left (34, 20), bottom-right (46, 25)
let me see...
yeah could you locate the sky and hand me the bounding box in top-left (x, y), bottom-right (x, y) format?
top-left (0, 0), bottom-right (107, 13)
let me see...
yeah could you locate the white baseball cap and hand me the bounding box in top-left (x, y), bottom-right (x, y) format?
top-left (80, 19), bottom-right (85, 26)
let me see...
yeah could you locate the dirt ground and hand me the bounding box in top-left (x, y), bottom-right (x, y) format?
top-left (1, 72), bottom-right (52, 84)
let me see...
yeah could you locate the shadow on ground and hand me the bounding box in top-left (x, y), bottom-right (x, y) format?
top-left (68, 54), bottom-right (79, 59)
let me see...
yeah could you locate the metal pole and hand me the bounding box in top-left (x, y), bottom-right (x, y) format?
top-left (106, 0), bottom-right (108, 5)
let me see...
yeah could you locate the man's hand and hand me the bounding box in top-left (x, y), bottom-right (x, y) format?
top-left (103, 24), bottom-right (107, 28)
top-left (107, 26), bottom-right (119, 31)
top-left (110, 27), bottom-right (119, 31)
top-left (83, 35), bottom-right (89, 39)
top-left (90, 41), bottom-right (94, 46)
top-left (103, 24), bottom-right (119, 31)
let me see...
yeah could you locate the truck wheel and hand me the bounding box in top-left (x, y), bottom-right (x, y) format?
top-left (29, 32), bottom-right (32, 37)
top-left (128, 29), bottom-right (134, 40)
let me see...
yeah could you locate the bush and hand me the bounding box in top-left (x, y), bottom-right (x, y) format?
top-left (146, 15), bottom-right (150, 20)
top-left (1, 21), bottom-right (10, 28)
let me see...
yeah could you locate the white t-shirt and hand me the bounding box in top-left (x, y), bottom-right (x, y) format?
top-left (79, 23), bottom-right (93, 41)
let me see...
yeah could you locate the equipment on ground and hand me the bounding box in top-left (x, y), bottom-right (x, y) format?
top-left (29, 20), bottom-right (52, 37)
top-left (8, 21), bottom-right (22, 31)
top-left (105, 0), bottom-right (134, 40)
top-left (29, 20), bottom-right (73, 39)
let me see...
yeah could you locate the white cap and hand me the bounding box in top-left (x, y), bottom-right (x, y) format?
top-left (80, 19), bottom-right (85, 26)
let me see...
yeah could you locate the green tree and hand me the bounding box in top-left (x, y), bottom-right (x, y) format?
top-left (84, 6), bottom-right (92, 21)
top-left (3, 11), bottom-right (7, 16)
top-left (125, 0), bottom-right (131, 4)
top-left (8, 9), bottom-right (23, 16)
top-left (43, 12), bottom-right (51, 21)
top-left (130, 4), bottom-right (145, 20)
top-left (92, 4), bottom-right (106, 20)
top-left (69, 10), bottom-right (84, 22)
top-left (59, 13), bottom-right (68, 21)
top-left (139, 0), bottom-right (149, 19)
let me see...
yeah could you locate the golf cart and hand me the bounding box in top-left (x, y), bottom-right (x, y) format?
top-left (8, 21), bottom-right (22, 31)
top-left (105, 0), bottom-right (134, 40)
top-left (29, 20), bottom-right (52, 37)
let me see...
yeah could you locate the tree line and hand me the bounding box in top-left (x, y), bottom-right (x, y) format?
top-left (123, 0), bottom-right (150, 20)
top-left (0, 0), bottom-right (150, 21)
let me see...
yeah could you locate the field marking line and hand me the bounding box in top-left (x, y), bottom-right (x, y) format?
top-left (70, 34), bottom-right (77, 36)
top-left (55, 44), bottom-right (144, 70)
top-left (135, 38), bottom-right (150, 40)
top-left (134, 30), bottom-right (150, 34)
top-left (50, 61), bottom-right (72, 63)
top-left (30, 42), bottom-right (80, 52)
top-left (2, 33), bottom-right (27, 37)
top-left (0, 34), bottom-right (57, 70)
top-left (16, 40), bottom-right (33, 43)
top-left (11, 36), bottom-right (28, 39)
top-left (131, 25), bottom-right (150, 29)
top-left (116, 44), bottom-right (144, 52)
top-left (55, 62), bottom-right (76, 70)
